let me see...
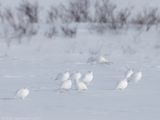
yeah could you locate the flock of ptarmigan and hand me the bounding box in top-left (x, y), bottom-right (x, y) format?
top-left (117, 69), bottom-right (142, 90)
top-left (58, 71), bottom-right (93, 91)
top-left (16, 55), bottom-right (142, 100)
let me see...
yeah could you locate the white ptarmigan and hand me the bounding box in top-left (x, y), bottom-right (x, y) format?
top-left (97, 55), bottom-right (112, 64)
top-left (97, 56), bottom-right (109, 64)
top-left (60, 79), bottom-right (72, 90)
top-left (116, 79), bottom-right (128, 90)
top-left (82, 71), bottom-right (93, 85)
top-left (55, 71), bottom-right (70, 81)
top-left (132, 71), bottom-right (142, 83)
top-left (73, 72), bottom-right (88, 91)
top-left (16, 88), bottom-right (30, 99)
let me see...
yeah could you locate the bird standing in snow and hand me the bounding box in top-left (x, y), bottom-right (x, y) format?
top-left (116, 69), bottom-right (134, 90)
top-left (60, 79), bottom-right (72, 91)
top-left (16, 88), bottom-right (30, 100)
top-left (73, 72), bottom-right (88, 91)
top-left (97, 55), bottom-right (111, 64)
top-left (82, 71), bottom-right (93, 85)
top-left (116, 79), bottom-right (128, 90)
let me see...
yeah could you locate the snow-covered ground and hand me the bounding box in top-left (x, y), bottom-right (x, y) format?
top-left (0, 28), bottom-right (159, 120)
top-left (0, 0), bottom-right (160, 120)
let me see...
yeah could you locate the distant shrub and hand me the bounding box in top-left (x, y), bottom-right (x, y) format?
top-left (45, 25), bottom-right (58, 38)
top-left (17, 0), bottom-right (39, 23)
top-left (94, 0), bottom-right (116, 24)
top-left (0, 0), bottom-right (160, 44)
top-left (93, 0), bottom-right (131, 30)
top-left (115, 8), bottom-right (132, 29)
top-left (45, 6), bottom-right (59, 38)
top-left (2, 8), bottom-right (18, 46)
top-left (67, 0), bottom-right (90, 22)
top-left (0, 0), bottom-right (40, 46)
top-left (60, 24), bottom-right (77, 37)
top-left (131, 8), bottom-right (159, 31)
top-left (46, 6), bottom-right (59, 24)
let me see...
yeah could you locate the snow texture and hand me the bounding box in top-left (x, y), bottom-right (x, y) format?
top-left (0, 0), bottom-right (159, 120)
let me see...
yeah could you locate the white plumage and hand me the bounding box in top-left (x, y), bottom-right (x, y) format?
top-left (76, 79), bottom-right (88, 91)
top-left (16, 88), bottom-right (30, 99)
top-left (97, 56), bottom-right (108, 64)
top-left (97, 55), bottom-right (112, 64)
top-left (133, 71), bottom-right (142, 83)
top-left (125, 69), bottom-right (134, 79)
top-left (61, 79), bottom-right (72, 90)
top-left (116, 79), bottom-right (128, 90)
top-left (62, 72), bottom-right (70, 81)
top-left (82, 71), bottom-right (93, 85)
top-left (72, 72), bottom-right (88, 91)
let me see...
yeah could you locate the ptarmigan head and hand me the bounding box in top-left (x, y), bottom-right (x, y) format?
top-left (62, 71), bottom-right (70, 81)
